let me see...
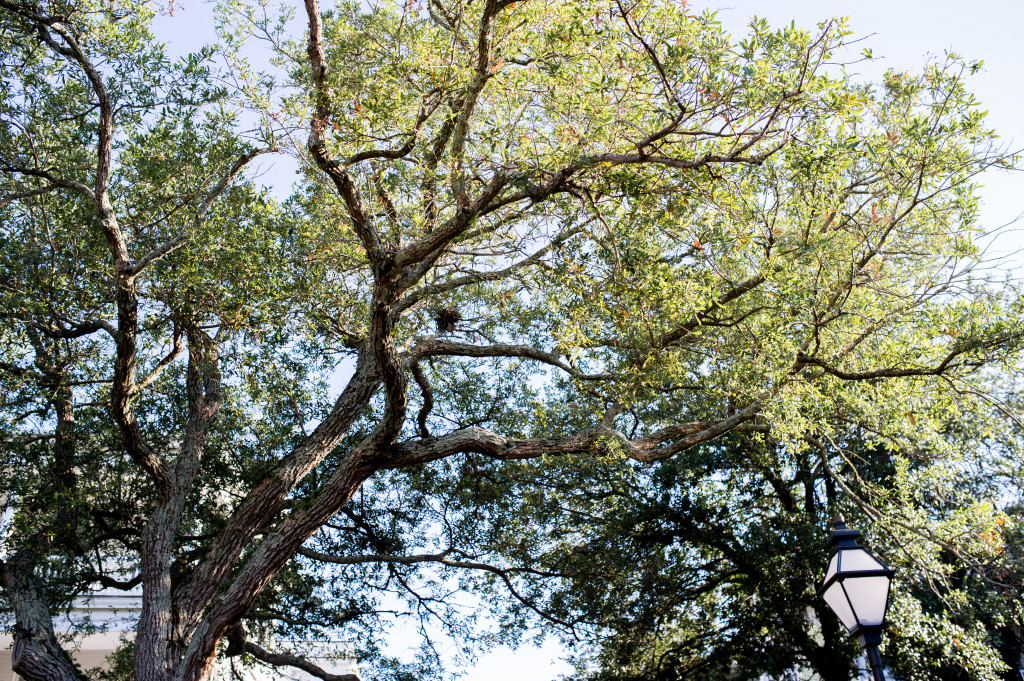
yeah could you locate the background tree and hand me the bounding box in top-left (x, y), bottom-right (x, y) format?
top-left (411, 422), bottom-right (1022, 681)
top-left (0, 0), bottom-right (1021, 680)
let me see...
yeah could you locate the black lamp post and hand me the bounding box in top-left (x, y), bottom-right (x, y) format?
top-left (817, 515), bottom-right (895, 681)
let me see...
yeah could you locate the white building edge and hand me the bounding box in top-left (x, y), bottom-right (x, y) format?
top-left (1, 587), bottom-right (359, 681)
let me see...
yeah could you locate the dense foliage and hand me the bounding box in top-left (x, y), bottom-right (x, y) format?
top-left (0, 0), bottom-right (1022, 679)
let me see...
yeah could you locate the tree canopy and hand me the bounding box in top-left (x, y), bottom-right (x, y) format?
top-left (0, 0), bottom-right (1022, 680)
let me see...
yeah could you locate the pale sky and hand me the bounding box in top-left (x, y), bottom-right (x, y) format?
top-left (149, 1), bottom-right (1024, 679)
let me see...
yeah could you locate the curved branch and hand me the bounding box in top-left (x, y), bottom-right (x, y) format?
top-left (17, 4), bottom-right (128, 264)
top-left (243, 641), bottom-right (357, 681)
top-left (393, 170), bottom-right (510, 274)
top-left (0, 166), bottom-right (94, 201)
top-left (410, 361), bottom-right (433, 438)
top-left (89, 572), bottom-right (143, 591)
top-left (407, 338), bottom-right (614, 381)
top-left (591, 142), bottom-right (789, 171)
top-left (3, 0), bottom-right (172, 492)
top-left (471, 135), bottom-right (790, 227)
top-left (38, 318), bottom-right (115, 340)
top-left (449, 0), bottom-right (508, 208)
top-left (661, 275), bottom-right (767, 347)
top-left (795, 329), bottom-right (1024, 381)
top-left (0, 183), bottom-right (58, 207)
top-left (345, 102), bottom-right (435, 166)
top-left (613, 0), bottom-right (686, 116)
top-left (382, 400), bottom-right (766, 468)
top-left (131, 326), bottom-right (184, 398)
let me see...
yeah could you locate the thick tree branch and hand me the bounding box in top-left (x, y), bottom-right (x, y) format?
top-left (661, 274), bottom-right (767, 347)
top-left (345, 102), bottom-right (435, 166)
top-left (38, 318), bottom-right (115, 340)
top-left (177, 448), bottom-right (380, 681)
top-left (0, 164), bottom-right (95, 201)
top-left (302, 0), bottom-right (382, 266)
top-left (137, 325), bottom-right (225, 678)
top-left (382, 400), bottom-right (765, 468)
top-left (421, 110), bottom-right (458, 230)
top-left (0, 547), bottom-right (81, 681)
top-left (360, 285), bottom-right (409, 451)
top-left (449, 0), bottom-right (508, 208)
top-left (175, 351), bottom-right (381, 640)
top-left (393, 171), bottom-right (510, 274)
top-left (89, 572), bottom-right (144, 591)
top-left (243, 641), bottom-right (358, 681)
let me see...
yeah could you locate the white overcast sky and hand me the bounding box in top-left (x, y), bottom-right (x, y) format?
top-left (150, 1), bottom-right (1024, 679)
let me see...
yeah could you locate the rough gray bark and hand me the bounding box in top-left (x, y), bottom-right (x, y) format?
top-left (2, 550), bottom-right (83, 681)
top-left (173, 349), bottom-right (382, 634)
top-left (0, 350), bottom-right (83, 681)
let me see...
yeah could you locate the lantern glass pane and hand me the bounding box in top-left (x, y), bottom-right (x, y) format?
top-left (822, 581), bottom-right (857, 632)
top-left (843, 575), bottom-right (890, 626)
top-left (839, 547), bottom-right (885, 572)
top-left (824, 553), bottom-right (839, 582)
